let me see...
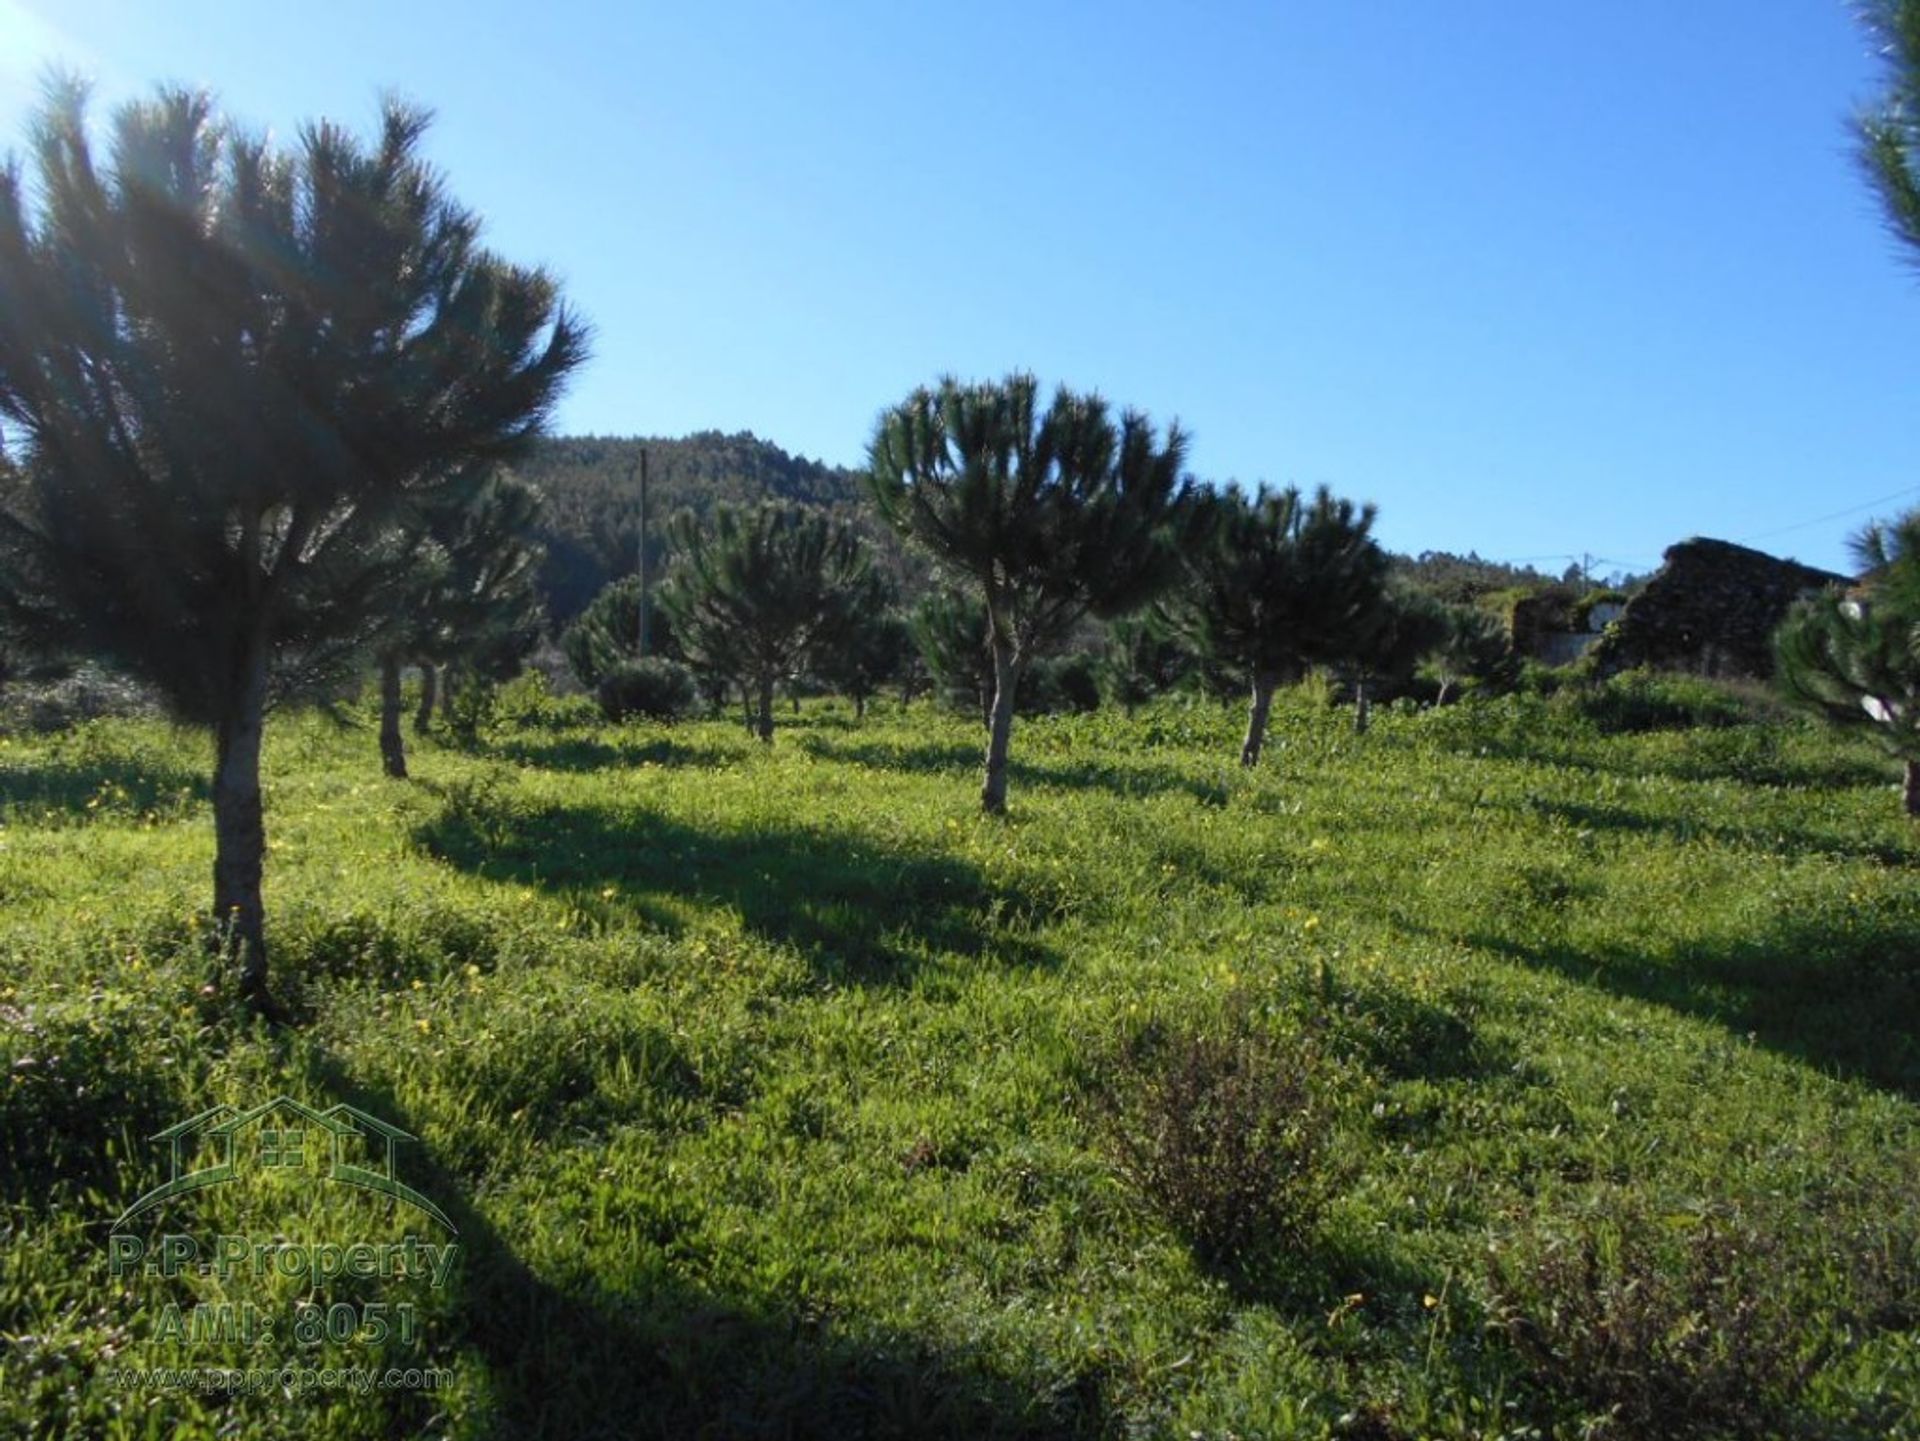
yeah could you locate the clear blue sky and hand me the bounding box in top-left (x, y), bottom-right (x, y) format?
top-left (3, 0), bottom-right (1916, 577)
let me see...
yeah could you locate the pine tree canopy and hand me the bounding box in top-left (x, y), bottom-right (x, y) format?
top-left (1860, 0), bottom-right (1920, 270)
top-left (406, 467), bottom-right (550, 676)
top-left (1181, 483), bottom-right (1390, 684)
top-left (0, 81), bottom-right (586, 723)
top-left (866, 372), bottom-right (1199, 657)
top-left (1774, 514), bottom-right (1920, 757)
top-left (657, 499), bottom-right (873, 739)
top-left (1350, 583), bottom-right (1450, 683)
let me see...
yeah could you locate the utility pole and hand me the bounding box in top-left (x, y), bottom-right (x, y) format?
top-left (636, 447), bottom-right (651, 658)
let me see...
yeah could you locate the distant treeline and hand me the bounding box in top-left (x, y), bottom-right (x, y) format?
top-left (520, 432), bottom-right (1580, 630)
top-left (520, 433), bottom-right (926, 626)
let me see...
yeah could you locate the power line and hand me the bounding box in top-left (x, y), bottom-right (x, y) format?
top-left (1477, 552), bottom-right (1656, 573)
top-left (1743, 484), bottom-right (1920, 544)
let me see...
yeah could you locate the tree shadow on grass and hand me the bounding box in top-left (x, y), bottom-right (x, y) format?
top-left (794, 735), bottom-right (980, 775)
top-left (484, 734), bottom-right (742, 775)
top-left (415, 796), bottom-right (1055, 982)
top-left (1518, 796), bottom-right (1918, 869)
top-left (1429, 915), bottom-right (1920, 1099)
top-left (1432, 726), bottom-right (1894, 794)
top-left (798, 735), bottom-right (1228, 806)
top-left (0, 753), bottom-right (206, 822)
top-left (281, 1051), bottom-right (1114, 1440)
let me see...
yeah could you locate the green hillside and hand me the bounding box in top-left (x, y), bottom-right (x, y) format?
top-left (519, 433), bottom-right (872, 625)
top-left (3, 679), bottom-right (1915, 1438)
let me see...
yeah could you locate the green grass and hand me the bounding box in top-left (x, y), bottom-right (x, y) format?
top-left (1, 677), bottom-right (1916, 1438)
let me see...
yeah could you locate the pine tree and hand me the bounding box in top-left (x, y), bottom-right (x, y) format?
top-left (911, 586), bottom-right (996, 725)
top-left (1344, 584), bottom-right (1449, 733)
top-left (1177, 484), bottom-right (1388, 766)
top-left (1774, 516), bottom-right (1920, 816)
top-left (1098, 610), bottom-right (1194, 715)
top-left (1429, 604), bottom-right (1514, 705)
top-left (867, 373), bottom-right (1198, 812)
top-left (0, 85), bottom-right (584, 1010)
top-left (560, 574), bottom-right (678, 690)
top-left (811, 571), bottom-right (910, 719)
top-left (656, 501), bottom-right (872, 742)
top-left (379, 468), bottom-right (548, 776)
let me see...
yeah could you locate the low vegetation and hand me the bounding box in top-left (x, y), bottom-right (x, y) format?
top-left (2, 673), bottom-right (1916, 1438)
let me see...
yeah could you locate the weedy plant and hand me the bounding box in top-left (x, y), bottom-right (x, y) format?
top-left (1483, 1191), bottom-right (1901, 1439)
top-left (1093, 997), bottom-right (1342, 1269)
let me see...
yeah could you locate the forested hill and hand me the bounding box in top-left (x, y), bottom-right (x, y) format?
top-left (519, 431), bottom-right (1611, 634)
top-left (518, 432), bottom-right (867, 625)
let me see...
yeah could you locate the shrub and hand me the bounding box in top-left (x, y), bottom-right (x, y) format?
top-left (491, 670), bottom-right (600, 732)
top-left (1513, 659), bottom-right (1570, 698)
top-left (440, 674), bottom-right (499, 744)
top-left (0, 663), bottom-right (158, 734)
top-left (1544, 668), bottom-right (1767, 735)
top-left (1024, 652), bottom-right (1103, 714)
top-left (1094, 1004), bottom-right (1337, 1267)
top-left (597, 658), bottom-right (698, 723)
top-left (1487, 1197), bottom-right (1829, 1438)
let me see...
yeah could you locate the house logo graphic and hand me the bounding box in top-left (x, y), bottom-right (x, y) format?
top-left (113, 1095), bottom-right (456, 1235)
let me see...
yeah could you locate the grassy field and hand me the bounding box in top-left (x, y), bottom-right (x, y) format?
top-left (2, 676), bottom-right (1917, 1439)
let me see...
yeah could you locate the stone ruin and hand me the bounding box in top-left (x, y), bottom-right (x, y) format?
top-left (1587, 537), bottom-right (1849, 679)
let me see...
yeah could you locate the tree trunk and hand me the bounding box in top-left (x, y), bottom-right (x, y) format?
top-left (414, 663), bottom-right (437, 735)
top-left (1905, 759), bottom-right (1920, 818)
top-left (791, 688), bottom-right (800, 715)
top-left (213, 635), bottom-right (273, 1014)
top-left (1436, 677), bottom-right (1454, 707)
top-left (981, 638), bottom-right (1022, 815)
top-left (379, 653), bottom-right (408, 779)
top-left (1240, 671), bottom-right (1278, 768)
top-left (854, 690), bottom-right (866, 720)
top-left (1354, 678), bottom-right (1370, 736)
top-left (756, 672), bottom-right (775, 744)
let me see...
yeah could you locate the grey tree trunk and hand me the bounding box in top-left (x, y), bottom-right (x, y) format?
top-left (1240, 671), bottom-right (1278, 768)
top-left (756, 672), bottom-right (776, 744)
top-left (213, 634), bottom-right (272, 1013)
top-left (1905, 759), bottom-right (1920, 818)
top-left (1436, 677), bottom-right (1454, 707)
top-left (414, 663), bottom-right (437, 734)
top-left (379, 653), bottom-right (408, 779)
top-left (981, 639), bottom-right (1022, 814)
top-left (1354, 679), bottom-right (1370, 735)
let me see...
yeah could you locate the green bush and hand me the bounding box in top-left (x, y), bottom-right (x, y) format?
top-left (0, 664), bottom-right (158, 734)
top-left (440, 674), bottom-right (499, 744)
top-left (596, 657), bottom-right (698, 723)
top-left (491, 670), bottom-right (600, 732)
top-left (1554, 669), bottom-right (1755, 734)
top-left (1023, 652), bottom-right (1102, 714)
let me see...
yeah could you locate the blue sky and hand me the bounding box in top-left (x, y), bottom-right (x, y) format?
top-left (2, 0), bottom-right (1915, 577)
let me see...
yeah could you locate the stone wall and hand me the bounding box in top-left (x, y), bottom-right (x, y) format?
top-left (1505, 587), bottom-right (1577, 658)
top-left (1587, 537), bottom-right (1848, 679)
